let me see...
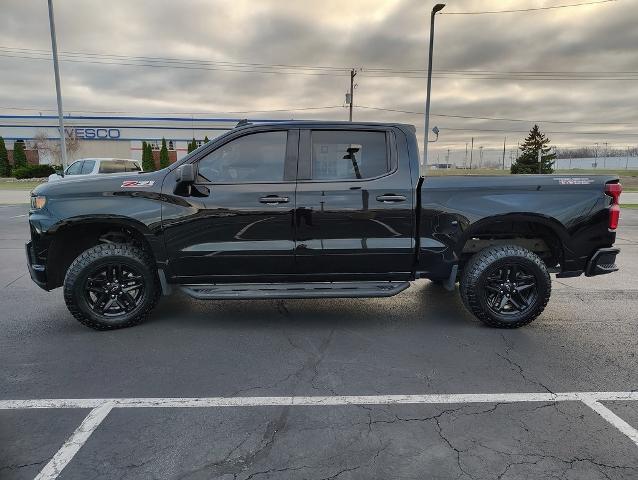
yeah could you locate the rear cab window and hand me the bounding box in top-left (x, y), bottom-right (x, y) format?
top-left (98, 161), bottom-right (127, 174)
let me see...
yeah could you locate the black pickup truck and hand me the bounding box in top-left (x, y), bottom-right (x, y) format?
top-left (26, 121), bottom-right (622, 330)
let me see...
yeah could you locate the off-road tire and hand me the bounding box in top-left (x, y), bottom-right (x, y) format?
top-left (460, 245), bottom-right (551, 328)
top-left (63, 244), bottom-right (159, 330)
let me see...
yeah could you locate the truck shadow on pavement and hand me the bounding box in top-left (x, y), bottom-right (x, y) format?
top-left (147, 281), bottom-right (480, 331)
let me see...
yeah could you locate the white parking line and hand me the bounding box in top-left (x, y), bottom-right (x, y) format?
top-left (1, 391), bottom-right (636, 480)
top-left (33, 403), bottom-right (113, 480)
top-left (582, 397), bottom-right (638, 447)
top-left (1, 391), bottom-right (637, 410)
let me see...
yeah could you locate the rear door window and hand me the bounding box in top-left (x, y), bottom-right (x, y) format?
top-left (310, 130), bottom-right (389, 180)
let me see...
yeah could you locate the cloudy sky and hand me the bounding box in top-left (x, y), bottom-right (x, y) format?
top-left (1, 0), bottom-right (636, 164)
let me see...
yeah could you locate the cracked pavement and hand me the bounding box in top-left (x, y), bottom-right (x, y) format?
top-left (1, 205), bottom-right (637, 479)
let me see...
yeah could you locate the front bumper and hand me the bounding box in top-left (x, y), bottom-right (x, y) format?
top-left (585, 247), bottom-right (620, 277)
top-left (25, 241), bottom-right (48, 290)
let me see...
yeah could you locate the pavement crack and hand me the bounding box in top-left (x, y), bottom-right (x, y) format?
top-left (0, 460), bottom-right (45, 471)
top-left (498, 334), bottom-right (554, 394)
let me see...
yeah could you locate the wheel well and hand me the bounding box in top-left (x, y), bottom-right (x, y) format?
top-left (47, 223), bottom-right (155, 289)
top-left (460, 221), bottom-right (563, 269)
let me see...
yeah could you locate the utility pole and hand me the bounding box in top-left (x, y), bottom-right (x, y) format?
top-left (465, 142), bottom-right (468, 168)
top-left (502, 136), bottom-right (506, 170)
top-left (348, 68), bottom-right (357, 122)
top-left (538, 148), bottom-right (542, 174)
top-left (469, 137), bottom-right (474, 169)
top-left (47, 0), bottom-right (68, 168)
top-left (423, 3), bottom-right (446, 168)
top-left (478, 146), bottom-right (483, 169)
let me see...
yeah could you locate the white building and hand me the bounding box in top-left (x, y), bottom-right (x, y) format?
top-left (0, 114), bottom-right (279, 165)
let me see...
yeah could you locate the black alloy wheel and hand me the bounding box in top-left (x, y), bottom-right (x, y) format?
top-left (482, 263), bottom-right (538, 316)
top-left (64, 243), bottom-right (159, 330)
top-left (460, 245), bottom-right (551, 328)
top-left (84, 263), bottom-right (146, 317)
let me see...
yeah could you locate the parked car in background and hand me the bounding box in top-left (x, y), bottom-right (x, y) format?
top-left (48, 158), bottom-right (142, 182)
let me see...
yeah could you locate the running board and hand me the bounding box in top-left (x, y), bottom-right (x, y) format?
top-left (180, 281), bottom-right (410, 300)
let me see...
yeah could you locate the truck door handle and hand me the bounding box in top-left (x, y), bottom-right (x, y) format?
top-left (376, 194), bottom-right (406, 203)
top-left (259, 195), bottom-right (289, 204)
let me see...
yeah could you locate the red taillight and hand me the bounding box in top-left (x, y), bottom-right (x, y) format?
top-left (605, 182), bottom-right (622, 230)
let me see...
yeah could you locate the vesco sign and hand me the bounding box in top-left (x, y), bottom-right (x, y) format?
top-left (65, 127), bottom-right (121, 139)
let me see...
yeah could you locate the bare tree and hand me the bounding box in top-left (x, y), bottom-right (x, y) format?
top-left (33, 130), bottom-right (81, 167)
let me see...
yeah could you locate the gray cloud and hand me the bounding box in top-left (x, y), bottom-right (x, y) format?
top-left (0, 0), bottom-right (636, 161)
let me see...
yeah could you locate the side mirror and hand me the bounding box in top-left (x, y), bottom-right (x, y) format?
top-left (174, 164), bottom-right (195, 196)
top-left (176, 164), bottom-right (195, 184)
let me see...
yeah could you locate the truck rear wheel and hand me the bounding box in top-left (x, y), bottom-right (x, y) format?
top-left (460, 245), bottom-right (551, 328)
top-left (63, 244), bottom-right (159, 330)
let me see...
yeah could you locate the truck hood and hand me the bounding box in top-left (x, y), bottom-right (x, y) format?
top-left (32, 170), bottom-right (166, 197)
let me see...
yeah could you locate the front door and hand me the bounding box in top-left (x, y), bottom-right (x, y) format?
top-left (294, 127), bottom-right (414, 279)
top-left (163, 129), bottom-right (298, 282)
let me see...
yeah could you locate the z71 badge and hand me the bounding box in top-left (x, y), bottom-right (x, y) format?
top-left (121, 180), bottom-right (154, 188)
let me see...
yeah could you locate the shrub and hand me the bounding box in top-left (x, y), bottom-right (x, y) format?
top-left (13, 164), bottom-right (56, 179)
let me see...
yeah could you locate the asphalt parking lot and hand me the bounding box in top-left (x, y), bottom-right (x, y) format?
top-left (1, 204), bottom-right (637, 479)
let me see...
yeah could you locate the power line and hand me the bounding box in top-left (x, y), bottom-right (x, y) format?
top-left (356, 106), bottom-right (638, 126)
top-left (440, 127), bottom-right (638, 136)
top-left (0, 105), bottom-right (345, 115)
top-left (2, 46), bottom-right (637, 81)
top-left (440, 0), bottom-right (616, 15)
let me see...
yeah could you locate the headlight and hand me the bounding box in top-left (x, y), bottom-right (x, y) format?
top-left (31, 195), bottom-right (47, 210)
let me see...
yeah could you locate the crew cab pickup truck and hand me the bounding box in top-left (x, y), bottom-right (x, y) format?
top-left (26, 121), bottom-right (622, 330)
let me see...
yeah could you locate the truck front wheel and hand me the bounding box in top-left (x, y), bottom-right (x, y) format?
top-left (63, 244), bottom-right (160, 330)
top-left (460, 245), bottom-right (551, 328)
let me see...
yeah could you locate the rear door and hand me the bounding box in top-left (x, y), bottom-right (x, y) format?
top-left (162, 128), bottom-right (299, 282)
top-left (294, 127), bottom-right (414, 279)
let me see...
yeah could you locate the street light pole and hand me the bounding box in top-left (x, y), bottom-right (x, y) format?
top-left (47, 0), bottom-right (68, 169)
top-left (423, 3), bottom-right (445, 169)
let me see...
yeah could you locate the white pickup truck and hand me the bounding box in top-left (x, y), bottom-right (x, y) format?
top-left (48, 158), bottom-right (142, 182)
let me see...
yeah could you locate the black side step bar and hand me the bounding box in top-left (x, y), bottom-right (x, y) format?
top-left (180, 281), bottom-right (410, 300)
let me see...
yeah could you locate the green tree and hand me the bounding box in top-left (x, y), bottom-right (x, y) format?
top-left (159, 137), bottom-right (169, 169)
top-left (13, 140), bottom-right (28, 169)
top-left (511, 125), bottom-right (555, 174)
top-left (147, 143), bottom-right (156, 171)
top-left (0, 136), bottom-right (9, 177)
top-left (204, 135), bottom-right (209, 143)
top-left (141, 141), bottom-right (153, 171)
top-left (187, 137), bottom-right (196, 153)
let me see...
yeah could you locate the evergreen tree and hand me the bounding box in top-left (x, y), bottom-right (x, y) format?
top-left (13, 140), bottom-right (28, 169)
top-left (187, 137), bottom-right (196, 153)
top-left (511, 125), bottom-right (555, 174)
top-left (204, 135), bottom-right (209, 144)
top-left (141, 141), bottom-right (154, 171)
top-left (0, 136), bottom-right (9, 177)
top-left (147, 143), bottom-right (156, 171)
top-left (159, 137), bottom-right (169, 168)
